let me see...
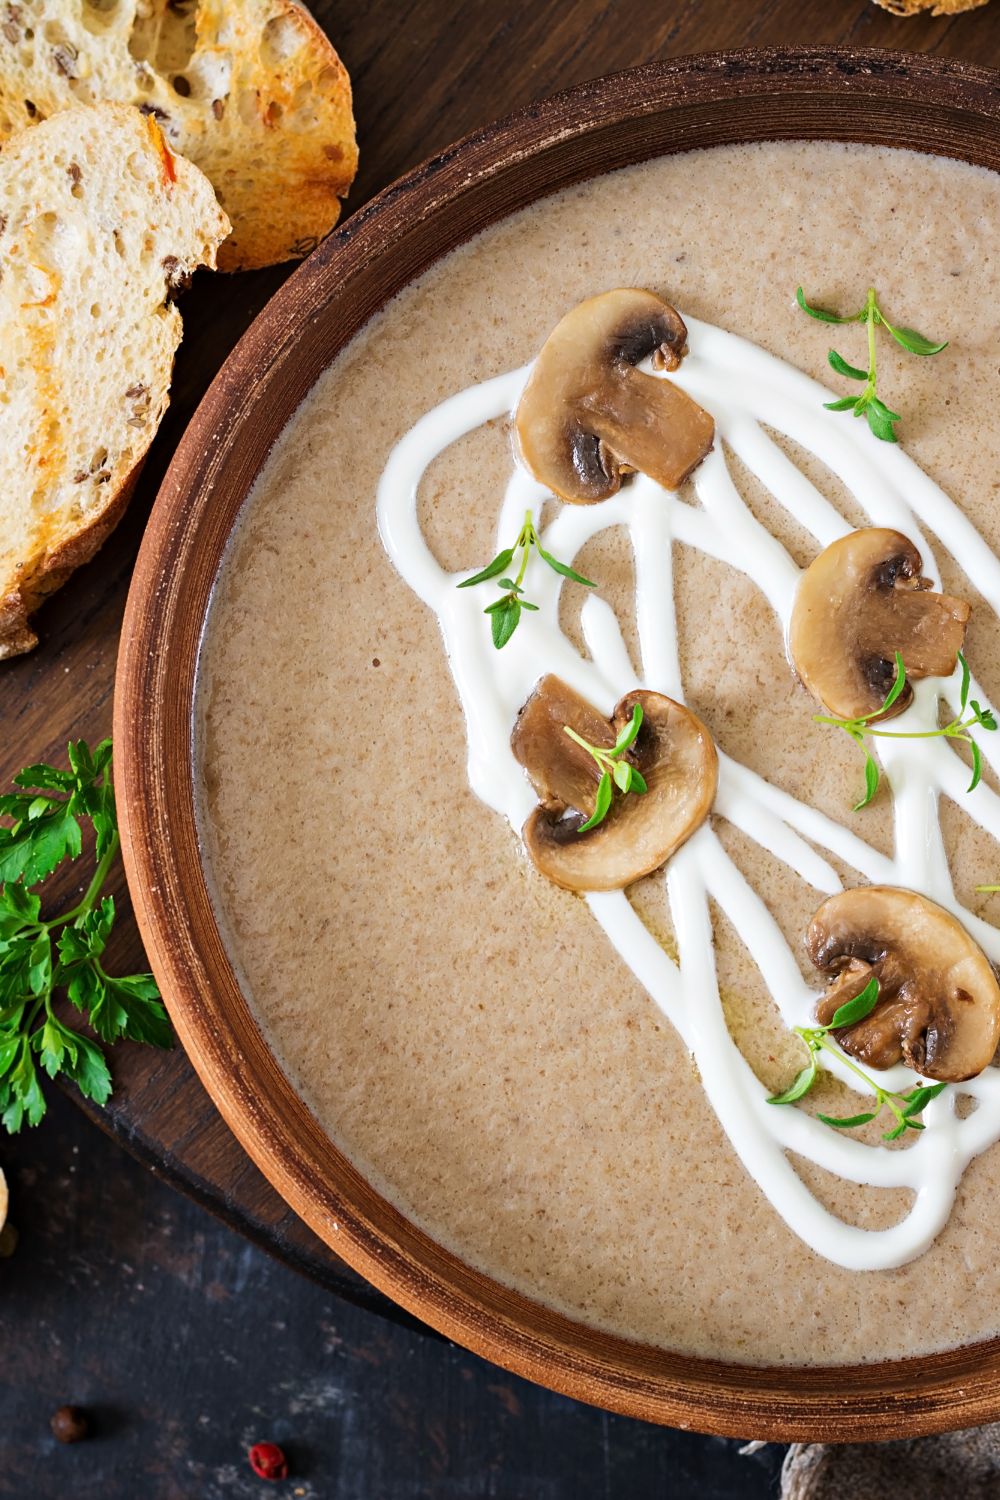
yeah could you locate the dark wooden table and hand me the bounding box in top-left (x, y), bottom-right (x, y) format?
top-left (7, 0), bottom-right (1000, 1324)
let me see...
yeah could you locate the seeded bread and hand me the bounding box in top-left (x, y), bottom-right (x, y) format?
top-left (0, 102), bottom-right (229, 660)
top-left (872, 0), bottom-right (989, 12)
top-left (0, 0), bottom-right (357, 271)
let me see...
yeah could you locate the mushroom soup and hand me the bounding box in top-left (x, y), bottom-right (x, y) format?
top-left (196, 140), bottom-right (1000, 1365)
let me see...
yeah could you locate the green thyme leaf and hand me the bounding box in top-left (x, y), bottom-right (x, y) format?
top-left (490, 599), bottom-right (521, 649)
top-left (865, 397), bottom-right (901, 444)
top-left (883, 1120), bottom-right (909, 1142)
top-left (884, 324), bottom-right (948, 357)
top-left (612, 760), bottom-right (633, 793)
top-left (612, 704), bottom-right (643, 755)
top-left (819, 651), bottom-right (994, 812)
top-left (901, 1082), bottom-right (947, 1118)
top-left (829, 976), bottom-right (880, 1029)
top-left (823, 395), bottom-right (860, 413)
top-left (880, 653), bottom-right (908, 716)
top-left (958, 651), bottom-right (972, 715)
top-left (799, 285), bottom-right (947, 442)
top-left (536, 546), bottom-right (596, 588)
top-left (796, 287), bottom-right (861, 324)
top-left (578, 770), bottom-right (614, 833)
top-left (459, 511), bottom-right (595, 648)
top-left (767, 1055), bottom-right (818, 1106)
top-left (816, 1111), bottom-right (878, 1129)
top-left (853, 747), bottom-right (881, 811)
top-left (562, 703), bottom-right (647, 833)
top-left (457, 548), bottom-right (515, 588)
top-left (827, 350), bottom-right (868, 381)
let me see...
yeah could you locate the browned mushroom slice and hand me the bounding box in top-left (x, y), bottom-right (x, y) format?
top-left (789, 528), bottom-right (970, 721)
top-left (510, 674), bottom-right (718, 891)
top-left (514, 289), bottom-right (715, 504)
top-left (808, 887), bottom-right (1000, 1083)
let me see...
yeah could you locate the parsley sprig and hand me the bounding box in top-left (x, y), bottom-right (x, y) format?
top-left (458, 509), bottom-right (595, 649)
top-left (815, 650), bottom-right (996, 810)
top-left (768, 978), bottom-right (946, 1140)
top-left (797, 286), bottom-right (947, 443)
top-left (0, 740), bottom-right (171, 1134)
top-left (563, 703), bottom-right (647, 833)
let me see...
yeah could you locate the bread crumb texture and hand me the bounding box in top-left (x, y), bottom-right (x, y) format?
top-left (0, 1), bottom-right (357, 270)
top-left (0, 101), bottom-right (229, 659)
top-left (872, 0), bottom-right (990, 13)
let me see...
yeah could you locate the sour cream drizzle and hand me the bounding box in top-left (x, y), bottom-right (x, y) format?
top-left (377, 315), bottom-right (1000, 1271)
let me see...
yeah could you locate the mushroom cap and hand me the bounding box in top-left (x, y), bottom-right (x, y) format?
top-left (511, 674), bottom-right (718, 892)
top-left (514, 289), bottom-right (715, 504)
top-left (808, 886), bottom-right (1000, 1082)
top-left (789, 528), bottom-right (970, 721)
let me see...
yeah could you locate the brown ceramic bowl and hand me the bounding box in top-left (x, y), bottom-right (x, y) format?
top-left (115, 47), bottom-right (1000, 1441)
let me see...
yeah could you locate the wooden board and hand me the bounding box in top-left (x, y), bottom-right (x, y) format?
top-left (6, 0), bottom-right (1000, 1317)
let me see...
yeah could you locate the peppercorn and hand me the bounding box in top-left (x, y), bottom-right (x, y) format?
top-left (50, 1405), bottom-right (89, 1443)
top-left (249, 1441), bottom-right (288, 1481)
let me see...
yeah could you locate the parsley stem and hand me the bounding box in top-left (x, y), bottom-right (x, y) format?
top-left (44, 831), bottom-right (120, 929)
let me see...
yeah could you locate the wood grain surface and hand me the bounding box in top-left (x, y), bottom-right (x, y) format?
top-left (5, 0), bottom-right (1000, 1331)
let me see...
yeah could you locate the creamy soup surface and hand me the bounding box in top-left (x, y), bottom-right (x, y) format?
top-left (196, 141), bottom-right (1000, 1366)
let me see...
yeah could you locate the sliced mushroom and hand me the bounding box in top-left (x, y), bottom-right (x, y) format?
top-left (514, 289), bottom-right (715, 503)
top-left (808, 886), bottom-right (1000, 1082)
top-left (789, 528), bottom-right (970, 721)
top-left (510, 674), bottom-right (718, 891)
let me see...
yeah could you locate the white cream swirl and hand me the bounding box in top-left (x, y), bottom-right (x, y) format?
top-left (376, 315), bottom-right (1000, 1272)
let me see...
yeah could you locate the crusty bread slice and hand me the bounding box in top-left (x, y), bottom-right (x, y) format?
top-left (0, 102), bottom-right (229, 660)
top-left (0, 1), bottom-right (357, 271)
top-left (872, 0), bottom-right (989, 10)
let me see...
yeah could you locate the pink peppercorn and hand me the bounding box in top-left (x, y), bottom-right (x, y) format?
top-left (249, 1441), bottom-right (288, 1481)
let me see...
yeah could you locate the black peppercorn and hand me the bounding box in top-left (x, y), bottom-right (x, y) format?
top-left (50, 1405), bottom-right (89, 1443)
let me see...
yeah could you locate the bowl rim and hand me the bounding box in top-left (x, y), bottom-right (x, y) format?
top-left (115, 46), bottom-right (1000, 1441)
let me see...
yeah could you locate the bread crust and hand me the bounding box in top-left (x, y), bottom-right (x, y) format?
top-left (0, 0), bottom-right (358, 271)
top-left (872, 0), bottom-right (989, 11)
top-left (0, 466), bottom-right (140, 661)
top-left (0, 103), bottom-right (229, 661)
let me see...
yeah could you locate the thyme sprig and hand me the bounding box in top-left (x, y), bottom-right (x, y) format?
top-left (563, 703), bottom-right (647, 833)
top-left (797, 286), bottom-right (947, 443)
top-left (815, 650), bottom-right (996, 810)
top-left (458, 509), bottom-right (595, 649)
top-left (767, 977), bottom-right (947, 1140)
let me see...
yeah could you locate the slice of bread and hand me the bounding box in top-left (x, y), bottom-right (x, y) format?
top-left (0, 101), bottom-right (229, 660)
top-left (872, 0), bottom-right (989, 10)
top-left (0, 1), bottom-right (357, 271)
